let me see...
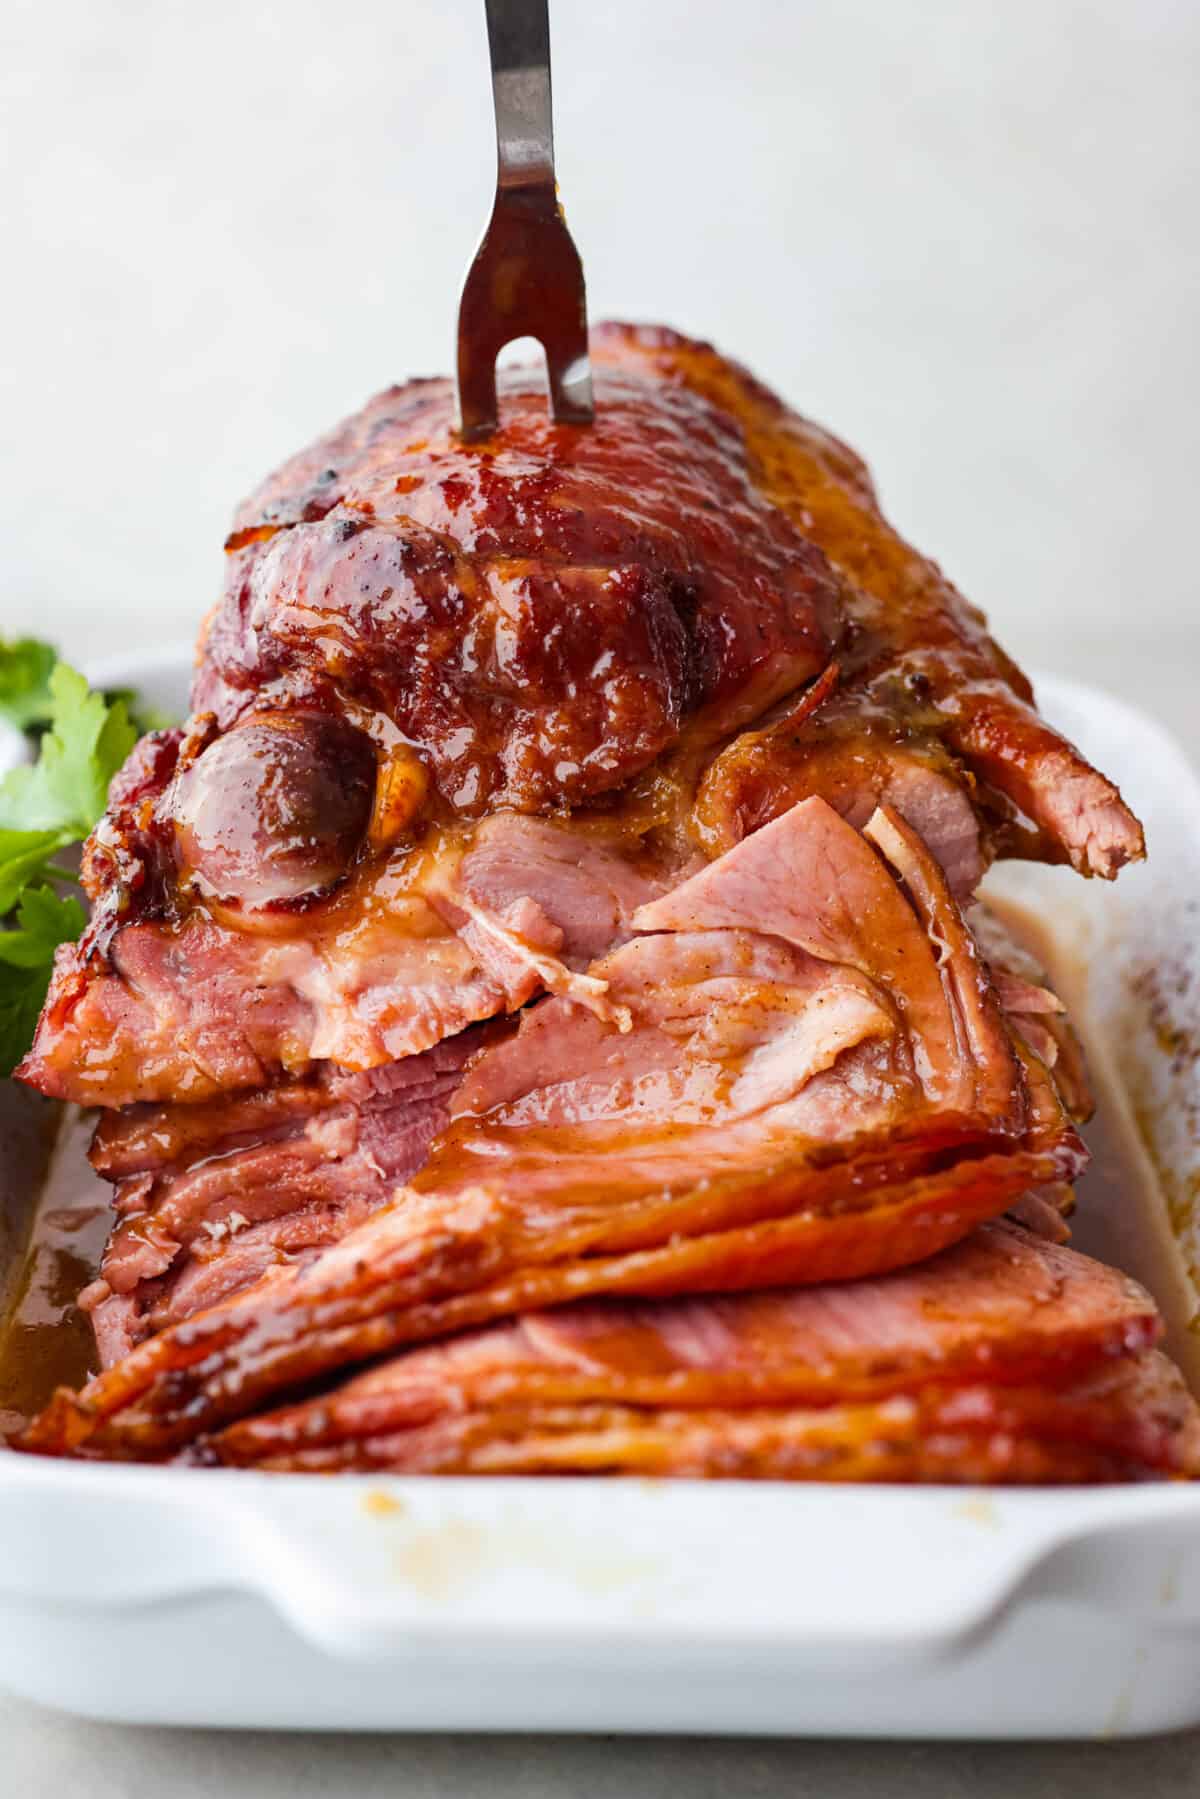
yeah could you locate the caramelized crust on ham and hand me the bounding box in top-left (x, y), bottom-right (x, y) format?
top-left (203, 352), bottom-right (842, 815)
top-left (207, 1355), bottom-right (1196, 1482)
top-left (44, 801), bottom-right (1090, 1382)
top-left (18, 323), bottom-right (1140, 1114)
top-left (13, 323), bottom-right (1174, 1486)
top-left (21, 800), bottom-right (1086, 1461)
top-left (86, 1225), bottom-right (1200, 1479)
top-left (213, 1219), bottom-right (1162, 1441)
top-left (608, 325), bottom-right (1144, 880)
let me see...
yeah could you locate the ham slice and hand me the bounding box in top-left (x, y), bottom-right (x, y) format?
top-left (82, 1024), bottom-right (501, 1363)
top-left (20, 814), bottom-right (673, 1108)
top-left (195, 1223), bottom-right (1198, 1479)
top-left (211, 1357), bottom-right (1189, 1483)
top-left (21, 800), bottom-right (1085, 1461)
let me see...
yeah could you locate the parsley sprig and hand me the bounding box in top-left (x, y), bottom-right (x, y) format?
top-left (0, 886), bottom-right (88, 1076)
top-left (0, 637), bottom-right (58, 732)
top-left (0, 642), bottom-right (142, 1075)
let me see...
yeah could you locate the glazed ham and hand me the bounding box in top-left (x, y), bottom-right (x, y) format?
top-left (204, 1224), bottom-right (1198, 1481)
top-left (207, 1354), bottom-right (1197, 1484)
top-left (18, 325), bottom-right (1140, 1114)
top-left (620, 328), bottom-right (1146, 881)
top-left (14, 323), bottom-right (1187, 1484)
top-left (81, 1024), bottom-right (500, 1365)
top-left (22, 798), bottom-right (1088, 1458)
top-left (21, 812), bottom-right (680, 1109)
top-left (76, 802), bottom-right (1084, 1387)
top-left (41, 1224), bottom-right (1200, 1481)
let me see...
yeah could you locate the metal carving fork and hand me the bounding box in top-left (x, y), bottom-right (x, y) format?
top-left (456, 0), bottom-right (593, 439)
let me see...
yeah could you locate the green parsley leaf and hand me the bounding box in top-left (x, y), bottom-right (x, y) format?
top-left (0, 885), bottom-right (87, 1076)
top-left (0, 649), bottom-right (144, 1075)
top-left (0, 661), bottom-right (137, 855)
top-left (0, 826), bottom-right (77, 914)
top-left (0, 662), bottom-right (137, 833)
top-left (0, 638), bottom-right (179, 740)
top-left (0, 637), bottom-right (58, 731)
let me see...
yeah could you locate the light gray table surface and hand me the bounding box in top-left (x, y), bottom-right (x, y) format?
top-left (1, 1708), bottom-right (1198, 1799)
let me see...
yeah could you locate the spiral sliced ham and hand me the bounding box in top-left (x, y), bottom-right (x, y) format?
top-left (19, 325), bottom-right (1140, 1115)
top-left (13, 323), bottom-right (1180, 1486)
top-left (22, 797), bottom-right (1088, 1460)
top-left (115, 1225), bottom-right (1200, 1480)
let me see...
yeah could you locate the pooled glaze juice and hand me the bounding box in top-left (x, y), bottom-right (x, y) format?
top-left (0, 1111), bottom-right (109, 1438)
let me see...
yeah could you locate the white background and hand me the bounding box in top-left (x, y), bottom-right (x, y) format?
top-left (2, 1), bottom-right (1200, 1789)
top-left (2, 0), bottom-right (1198, 747)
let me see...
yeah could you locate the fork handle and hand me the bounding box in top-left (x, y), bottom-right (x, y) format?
top-left (485, 0), bottom-right (556, 191)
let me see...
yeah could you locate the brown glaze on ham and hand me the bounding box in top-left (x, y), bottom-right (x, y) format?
top-left (204, 1355), bottom-right (1197, 1483)
top-left (18, 322), bottom-right (1141, 1114)
top-left (601, 325), bottom-right (1144, 880)
top-left (20, 815), bottom-right (683, 1107)
top-left (203, 1224), bottom-right (1199, 1480)
top-left (20, 801), bottom-right (1086, 1462)
top-left (82, 1024), bottom-right (501, 1365)
top-left (694, 675), bottom-right (988, 898)
top-left (12, 323), bottom-right (1174, 1485)
top-left (172, 711), bottom-right (377, 908)
top-left (202, 355), bottom-right (841, 818)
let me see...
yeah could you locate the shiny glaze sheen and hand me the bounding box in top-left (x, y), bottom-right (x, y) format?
top-left (17, 324), bottom-right (1143, 1117)
top-left (200, 345), bottom-right (842, 818)
top-left (172, 711), bottom-right (376, 908)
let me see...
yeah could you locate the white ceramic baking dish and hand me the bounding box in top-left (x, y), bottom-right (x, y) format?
top-left (0, 650), bottom-right (1197, 1737)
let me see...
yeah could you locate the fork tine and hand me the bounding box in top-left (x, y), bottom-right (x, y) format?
top-left (456, 0), bottom-right (593, 439)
